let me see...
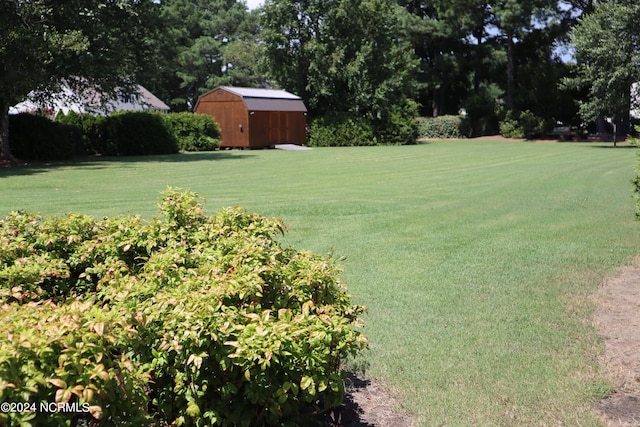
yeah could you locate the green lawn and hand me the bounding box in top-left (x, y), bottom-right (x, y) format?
top-left (2, 140), bottom-right (639, 426)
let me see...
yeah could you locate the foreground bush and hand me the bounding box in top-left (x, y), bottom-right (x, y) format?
top-left (0, 189), bottom-right (367, 426)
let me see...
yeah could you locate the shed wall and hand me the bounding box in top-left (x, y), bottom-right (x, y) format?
top-left (195, 87), bottom-right (307, 148)
top-left (196, 97), bottom-right (249, 147)
top-left (249, 111), bottom-right (307, 147)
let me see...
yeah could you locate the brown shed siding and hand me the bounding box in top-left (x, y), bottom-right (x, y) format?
top-left (194, 87), bottom-right (307, 148)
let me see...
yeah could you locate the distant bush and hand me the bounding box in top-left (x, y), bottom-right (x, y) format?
top-left (416, 115), bottom-right (467, 139)
top-left (9, 113), bottom-right (78, 161)
top-left (56, 110), bottom-right (107, 155)
top-left (102, 111), bottom-right (178, 156)
top-left (308, 114), bottom-right (377, 147)
top-left (462, 91), bottom-right (500, 137)
top-left (0, 188), bottom-right (367, 427)
top-left (161, 112), bottom-right (221, 152)
top-left (57, 111), bottom-right (219, 155)
top-left (499, 110), bottom-right (546, 139)
top-left (375, 99), bottom-right (419, 145)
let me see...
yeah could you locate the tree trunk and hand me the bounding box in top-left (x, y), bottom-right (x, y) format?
top-left (506, 34), bottom-right (515, 110)
top-left (432, 87), bottom-right (439, 117)
top-left (0, 101), bottom-right (11, 162)
top-left (595, 116), bottom-right (607, 135)
top-left (474, 26), bottom-right (483, 94)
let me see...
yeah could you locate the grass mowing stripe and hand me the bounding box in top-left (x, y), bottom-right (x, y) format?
top-left (1, 140), bottom-right (639, 425)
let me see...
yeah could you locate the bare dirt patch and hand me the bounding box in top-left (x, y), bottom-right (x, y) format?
top-left (593, 260), bottom-right (640, 426)
top-left (316, 373), bottom-right (416, 427)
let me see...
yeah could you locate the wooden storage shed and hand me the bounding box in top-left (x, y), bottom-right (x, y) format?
top-left (194, 86), bottom-right (308, 148)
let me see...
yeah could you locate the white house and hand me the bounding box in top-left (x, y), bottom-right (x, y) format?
top-left (10, 84), bottom-right (170, 117)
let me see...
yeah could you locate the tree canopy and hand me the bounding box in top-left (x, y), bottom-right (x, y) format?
top-left (155, 0), bottom-right (266, 111)
top-left (2, 0), bottom-right (636, 157)
top-left (0, 0), bottom-right (162, 160)
top-left (569, 0), bottom-right (640, 136)
top-left (261, 0), bottom-right (417, 126)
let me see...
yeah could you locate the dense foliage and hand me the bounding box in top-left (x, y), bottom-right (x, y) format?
top-left (0, 188), bottom-right (367, 426)
top-left (102, 112), bottom-right (179, 156)
top-left (55, 112), bottom-right (107, 156)
top-left (8, 114), bottom-right (80, 161)
top-left (416, 115), bottom-right (469, 139)
top-left (55, 111), bottom-right (177, 157)
top-left (631, 127), bottom-right (640, 217)
top-left (309, 102), bottom-right (418, 147)
top-left (0, 0), bottom-right (163, 160)
top-left (498, 110), bottom-right (547, 139)
top-left (3, 0), bottom-right (634, 153)
top-left (161, 112), bottom-right (221, 152)
top-left (56, 112), bottom-right (220, 157)
top-left (261, 0), bottom-right (418, 143)
top-left (155, 0), bottom-right (265, 110)
top-left (308, 114), bottom-right (378, 147)
top-left (568, 0), bottom-right (640, 137)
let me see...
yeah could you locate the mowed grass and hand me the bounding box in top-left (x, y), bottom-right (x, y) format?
top-left (2, 140), bottom-right (640, 426)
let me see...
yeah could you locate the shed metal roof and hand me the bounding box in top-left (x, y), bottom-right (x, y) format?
top-left (198, 86), bottom-right (307, 112)
top-left (243, 98), bottom-right (307, 112)
top-left (221, 86), bottom-right (302, 100)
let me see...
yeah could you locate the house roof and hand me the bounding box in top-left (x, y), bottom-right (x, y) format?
top-left (10, 84), bottom-right (169, 116)
top-left (80, 84), bottom-right (170, 114)
top-left (198, 86), bottom-right (307, 112)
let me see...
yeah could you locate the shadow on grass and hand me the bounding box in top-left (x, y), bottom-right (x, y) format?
top-left (586, 144), bottom-right (637, 149)
top-left (0, 150), bottom-right (256, 177)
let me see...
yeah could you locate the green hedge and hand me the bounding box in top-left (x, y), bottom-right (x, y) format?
top-left (416, 115), bottom-right (468, 139)
top-left (161, 112), bottom-right (221, 152)
top-left (308, 114), bottom-right (378, 147)
top-left (374, 99), bottom-right (419, 145)
top-left (55, 111), bottom-right (107, 155)
top-left (0, 188), bottom-right (367, 427)
top-left (499, 110), bottom-right (547, 139)
top-left (9, 113), bottom-right (80, 161)
top-left (309, 101), bottom-right (418, 147)
top-left (102, 111), bottom-right (178, 156)
top-left (56, 111), bottom-right (220, 156)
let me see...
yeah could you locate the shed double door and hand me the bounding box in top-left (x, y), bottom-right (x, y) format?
top-left (269, 112), bottom-right (288, 144)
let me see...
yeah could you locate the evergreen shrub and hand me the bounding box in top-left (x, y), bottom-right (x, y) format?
top-left (499, 110), bottom-right (546, 139)
top-left (416, 115), bottom-right (467, 139)
top-left (375, 100), bottom-right (419, 145)
top-left (102, 112), bottom-right (178, 156)
top-left (56, 111), bottom-right (107, 155)
top-left (0, 188), bottom-right (367, 427)
top-left (308, 114), bottom-right (377, 147)
top-left (161, 112), bottom-right (221, 152)
top-left (9, 113), bottom-right (78, 161)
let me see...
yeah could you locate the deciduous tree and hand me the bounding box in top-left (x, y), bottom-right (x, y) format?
top-left (261, 0), bottom-right (418, 122)
top-left (157, 0), bottom-right (266, 111)
top-left (0, 0), bottom-right (161, 161)
top-left (568, 0), bottom-right (640, 136)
